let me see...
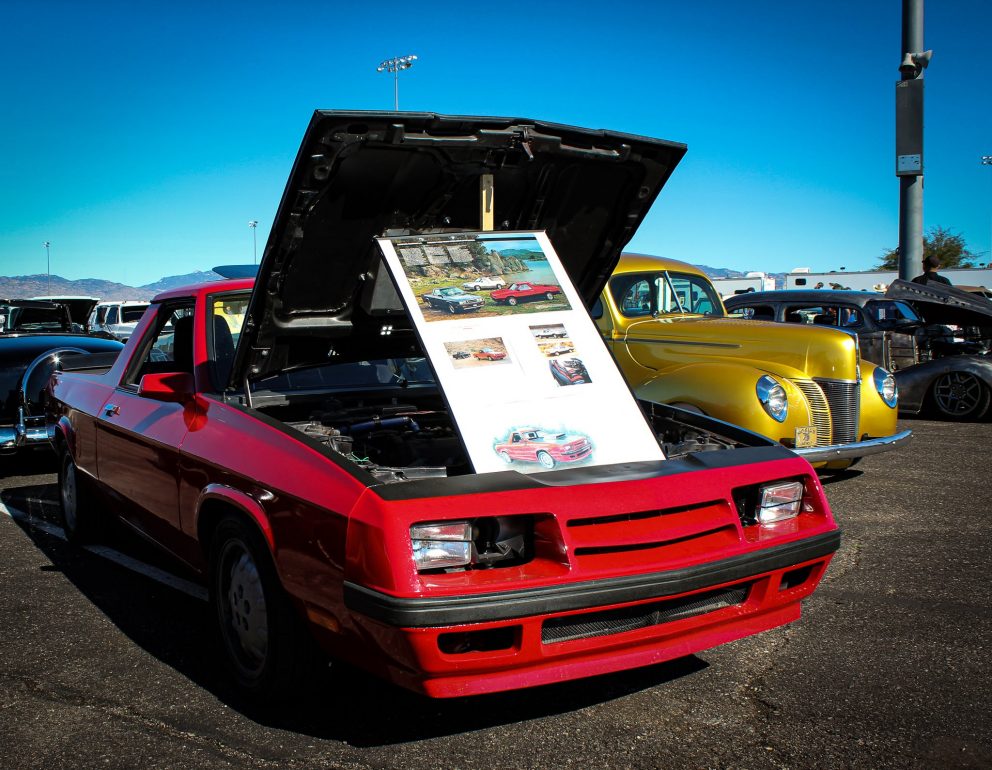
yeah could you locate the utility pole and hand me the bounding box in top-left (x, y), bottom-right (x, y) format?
top-left (896, 0), bottom-right (932, 280)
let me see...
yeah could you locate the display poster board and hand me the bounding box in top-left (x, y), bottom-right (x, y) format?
top-left (376, 231), bottom-right (665, 474)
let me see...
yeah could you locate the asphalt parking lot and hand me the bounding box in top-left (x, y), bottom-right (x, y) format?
top-left (1, 418), bottom-right (989, 770)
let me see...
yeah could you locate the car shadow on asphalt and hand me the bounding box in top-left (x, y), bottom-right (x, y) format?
top-left (817, 468), bottom-right (864, 486)
top-left (3, 475), bottom-right (710, 746)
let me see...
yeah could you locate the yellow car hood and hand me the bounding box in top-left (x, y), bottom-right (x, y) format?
top-left (621, 315), bottom-right (859, 380)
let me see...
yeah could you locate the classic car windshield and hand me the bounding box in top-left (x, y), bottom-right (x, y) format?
top-left (610, 272), bottom-right (724, 318)
top-left (865, 299), bottom-right (920, 326)
top-left (0, 304), bottom-right (70, 333)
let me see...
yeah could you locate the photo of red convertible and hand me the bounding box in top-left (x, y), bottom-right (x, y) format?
top-left (45, 112), bottom-right (839, 702)
top-left (490, 282), bottom-right (563, 306)
top-left (493, 427), bottom-right (594, 468)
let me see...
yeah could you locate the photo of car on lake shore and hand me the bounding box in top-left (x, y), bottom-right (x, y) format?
top-left (393, 233), bottom-right (572, 320)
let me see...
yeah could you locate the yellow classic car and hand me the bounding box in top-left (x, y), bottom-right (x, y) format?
top-left (595, 254), bottom-right (912, 469)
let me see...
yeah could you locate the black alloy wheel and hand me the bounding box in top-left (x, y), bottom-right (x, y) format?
top-left (929, 371), bottom-right (991, 421)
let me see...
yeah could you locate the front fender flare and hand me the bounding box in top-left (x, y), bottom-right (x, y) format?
top-left (634, 362), bottom-right (814, 441)
top-left (195, 483), bottom-right (275, 553)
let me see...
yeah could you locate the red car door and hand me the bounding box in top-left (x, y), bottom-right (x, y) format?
top-left (95, 305), bottom-right (193, 554)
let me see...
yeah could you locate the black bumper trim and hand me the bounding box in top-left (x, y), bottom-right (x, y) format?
top-left (344, 529), bottom-right (841, 628)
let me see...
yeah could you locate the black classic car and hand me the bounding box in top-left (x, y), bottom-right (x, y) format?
top-left (0, 299), bottom-right (123, 453)
top-left (725, 282), bottom-right (992, 421)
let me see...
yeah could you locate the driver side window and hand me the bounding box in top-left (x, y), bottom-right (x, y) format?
top-left (122, 303), bottom-right (195, 388)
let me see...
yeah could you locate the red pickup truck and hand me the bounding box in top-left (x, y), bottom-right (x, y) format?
top-left (48, 111), bottom-right (839, 701)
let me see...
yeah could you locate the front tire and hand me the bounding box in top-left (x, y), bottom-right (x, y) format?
top-left (537, 451), bottom-right (556, 469)
top-left (929, 372), bottom-right (991, 421)
top-left (58, 449), bottom-right (99, 544)
top-left (545, 292), bottom-right (555, 300)
top-left (507, 296), bottom-right (518, 306)
top-left (209, 516), bottom-right (314, 701)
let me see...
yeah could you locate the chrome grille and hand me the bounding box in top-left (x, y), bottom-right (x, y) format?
top-left (789, 379), bottom-right (832, 446)
top-left (815, 379), bottom-right (860, 444)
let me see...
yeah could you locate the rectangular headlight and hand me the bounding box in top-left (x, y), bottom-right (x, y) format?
top-left (758, 481), bottom-right (804, 524)
top-left (411, 521), bottom-right (473, 571)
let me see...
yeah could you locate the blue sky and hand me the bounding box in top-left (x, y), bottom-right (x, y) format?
top-left (1, 1), bottom-right (989, 286)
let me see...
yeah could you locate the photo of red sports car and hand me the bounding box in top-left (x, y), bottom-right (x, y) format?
top-left (493, 427), bottom-right (593, 468)
top-left (490, 282), bottom-right (563, 306)
top-left (473, 348), bottom-right (507, 361)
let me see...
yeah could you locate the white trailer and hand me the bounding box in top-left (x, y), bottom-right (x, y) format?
top-left (785, 267), bottom-right (992, 293)
top-left (711, 272), bottom-right (776, 298)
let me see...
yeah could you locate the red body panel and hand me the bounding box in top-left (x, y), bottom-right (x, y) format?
top-left (48, 277), bottom-right (840, 697)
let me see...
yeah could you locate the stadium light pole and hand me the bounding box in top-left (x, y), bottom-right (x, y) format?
top-left (376, 55), bottom-right (417, 110)
top-left (42, 241), bottom-right (51, 294)
top-left (248, 220), bottom-right (258, 264)
top-left (983, 156), bottom-right (992, 265)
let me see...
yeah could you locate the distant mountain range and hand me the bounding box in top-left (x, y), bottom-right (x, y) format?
top-left (0, 271), bottom-right (224, 301)
top-left (0, 262), bottom-right (785, 300)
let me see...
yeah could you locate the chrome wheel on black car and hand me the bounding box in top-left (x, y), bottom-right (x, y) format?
top-left (930, 371), bottom-right (991, 421)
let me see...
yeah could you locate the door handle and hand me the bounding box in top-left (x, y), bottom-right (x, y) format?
top-left (104, 403), bottom-right (120, 416)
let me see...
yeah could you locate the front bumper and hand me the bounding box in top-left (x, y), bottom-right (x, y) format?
top-left (0, 409), bottom-right (55, 451)
top-left (792, 429), bottom-right (913, 463)
top-left (341, 530), bottom-right (840, 697)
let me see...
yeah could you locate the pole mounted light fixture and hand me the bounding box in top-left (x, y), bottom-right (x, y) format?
top-left (248, 220), bottom-right (259, 264)
top-left (42, 241), bottom-right (51, 294)
top-left (376, 54), bottom-right (418, 111)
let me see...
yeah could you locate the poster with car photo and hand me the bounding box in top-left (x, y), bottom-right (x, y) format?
top-left (376, 230), bottom-right (664, 473)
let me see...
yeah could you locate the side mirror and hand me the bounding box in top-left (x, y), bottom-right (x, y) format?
top-left (138, 372), bottom-right (195, 403)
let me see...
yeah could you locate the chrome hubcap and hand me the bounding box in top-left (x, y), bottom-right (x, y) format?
top-left (934, 372), bottom-right (982, 414)
top-left (225, 548), bottom-right (268, 666)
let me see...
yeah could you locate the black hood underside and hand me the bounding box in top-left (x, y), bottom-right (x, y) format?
top-left (886, 279), bottom-right (992, 327)
top-left (234, 111), bottom-right (686, 384)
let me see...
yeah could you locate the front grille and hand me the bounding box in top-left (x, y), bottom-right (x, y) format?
top-left (565, 502), bottom-right (740, 570)
top-left (541, 585), bottom-right (750, 644)
top-left (815, 379), bottom-right (860, 444)
top-left (789, 379), bottom-right (832, 446)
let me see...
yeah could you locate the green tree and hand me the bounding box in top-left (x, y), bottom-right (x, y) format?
top-left (877, 226), bottom-right (980, 271)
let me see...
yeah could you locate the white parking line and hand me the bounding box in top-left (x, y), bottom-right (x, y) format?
top-left (0, 500), bottom-right (208, 602)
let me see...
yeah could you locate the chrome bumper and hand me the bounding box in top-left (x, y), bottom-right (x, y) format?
top-left (0, 408), bottom-right (56, 451)
top-left (792, 429), bottom-right (913, 463)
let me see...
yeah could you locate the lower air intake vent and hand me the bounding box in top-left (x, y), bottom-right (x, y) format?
top-left (541, 585), bottom-right (750, 644)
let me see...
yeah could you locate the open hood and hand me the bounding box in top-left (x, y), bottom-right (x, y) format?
top-left (885, 279), bottom-right (992, 327)
top-left (233, 111), bottom-right (686, 384)
top-left (28, 296), bottom-right (99, 327)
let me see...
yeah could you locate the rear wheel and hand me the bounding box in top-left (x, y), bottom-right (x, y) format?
top-left (929, 372), bottom-right (991, 421)
top-left (58, 449), bottom-right (99, 544)
top-left (210, 516), bottom-right (314, 701)
top-left (498, 450), bottom-right (512, 464)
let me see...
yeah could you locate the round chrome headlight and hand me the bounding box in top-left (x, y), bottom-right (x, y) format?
top-left (873, 366), bottom-right (898, 408)
top-left (756, 375), bottom-right (788, 422)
